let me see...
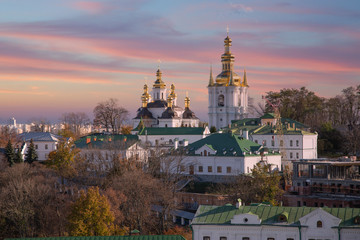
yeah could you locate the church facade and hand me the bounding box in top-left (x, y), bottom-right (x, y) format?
top-left (208, 34), bottom-right (249, 130)
top-left (133, 69), bottom-right (199, 129)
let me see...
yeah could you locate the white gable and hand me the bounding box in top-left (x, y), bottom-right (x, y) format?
top-left (195, 144), bottom-right (216, 155)
top-left (231, 212), bottom-right (261, 225)
top-left (299, 208), bottom-right (341, 228)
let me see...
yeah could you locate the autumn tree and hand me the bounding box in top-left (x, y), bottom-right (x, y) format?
top-left (108, 168), bottom-right (157, 234)
top-left (93, 98), bottom-right (129, 133)
top-left (0, 126), bottom-right (18, 147)
top-left (45, 140), bottom-right (80, 186)
top-left (5, 140), bottom-right (15, 166)
top-left (225, 163), bottom-right (283, 206)
top-left (0, 163), bottom-right (71, 238)
top-left (67, 186), bottom-right (115, 236)
top-left (24, 139), bottom-right (38, 164)
top-left (120, 125), bottom-right (133, 135)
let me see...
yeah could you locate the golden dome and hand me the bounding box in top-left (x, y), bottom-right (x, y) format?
top-left (153, 68), bottom-right (166, 89)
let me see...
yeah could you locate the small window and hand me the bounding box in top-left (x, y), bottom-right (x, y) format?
top-left (255, 140), bottom-right (258, 144)
top-left (278, 214), bottom-right (287, 222)
top-left (242, 238), bottom-right (249, 240)
top-left (267, 238), bottom-right (275, 240)
top-left (208, 166), bottom-right (212, 172)
top-left (217, 166), bottom-right (222, 173)
top-left (204, 150), bottom-right (207, 156)
top-left (226, 166), bottom-right (231, 173)
top-left (354, 216), bottom-right (360, 224)
top-left (203, 237), bottom-right (210, 240)
top-left (287, 238), bottom-right (294, 240)
top-left (303, 201), bottom-right (306, 206)
top-left (45, 144), bottom-right (48, 150)
top-left (317, 220), bottom-right (323, 228)
top-left (218, 94), bottom-right (225, 107)
top-left (280, 140), bottom-right (284, 146)
top-left (290, 140), bottom-right (293, 147)
top-left (271, 140), bottom-right (275, 146)
top-left (35, 145), bottom-right (38, 149)
top-left (290, 152), bottom-right (293, 159)
top-left (220, 237), bottom-right (227, 240)
top-left (296, 140), bottom-right (299, 146)
top-left (198, 166), bottom-right (203, 172)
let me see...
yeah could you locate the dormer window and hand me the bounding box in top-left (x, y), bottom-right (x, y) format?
top-left (278, 213), bottom-right (288, 222)
top-left (317, 220), bottom-right (323, 228)
top-left (354, 216), bottom-right (360, 224)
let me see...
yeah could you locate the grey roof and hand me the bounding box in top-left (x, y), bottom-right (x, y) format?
top-left (19, 132), bottom-right (61, 142)
top-left (147, 99), bottom-right (167, 108)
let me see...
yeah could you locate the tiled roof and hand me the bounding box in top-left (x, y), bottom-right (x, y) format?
top-left (75, 133), bottom-right (139, 150)
top-left (192, 204), bottom-right (360, 227)
top-left (19, 132), bottom-right (61, 142)
top-left (187, 133), bottom-right (264, 157)
top-left (5, 235), bottom-right (186, 240)
top-left (138, 127), bottom-right (206, 136)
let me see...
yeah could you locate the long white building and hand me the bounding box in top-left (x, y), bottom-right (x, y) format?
top-left (192, 204), bottom-right (360, 240)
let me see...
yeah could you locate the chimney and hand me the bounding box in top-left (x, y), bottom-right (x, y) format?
top-left (236, 198), bottom-right (242, 208)
top-left (174, 138), bottom-right (179, 149)
top-left (243, 129), bottom-right (249, 140)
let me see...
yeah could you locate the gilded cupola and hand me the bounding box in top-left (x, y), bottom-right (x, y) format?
top-left (215, 34), bottom-right (241, 86)
top-left (153, 68), bottom-right (166, 89)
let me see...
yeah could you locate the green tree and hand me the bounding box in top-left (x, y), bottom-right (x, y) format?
top-left (15, 149), bottom-right (23, 163)
top-left (24, 139), bottom-right (38, 164)
top-left (226, 163), bottom-right (283, 206)
top-left (5, 140), bottom-right (15, 166)
top-left (45, 140), bottom-right (80, 185)
top-left (67, 187), bottom-right (115, 236)
top-left (210, 126), bottom-right (217, 133)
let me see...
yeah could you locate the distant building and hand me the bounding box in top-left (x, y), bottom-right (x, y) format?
top-left (228, 113), bottom-right (318, 169)
top-left (18, 132), bottom-right (62, 161)
top-left (133, 69), bottom-right (199, 129)
top-left (192, 204), bottom-right (360, 240)
top-left (284, 157), bottom-right (360, 208)
top-left (168, 133), bottom-right (281, 182)
top-left (135, 127), bottom-right (210, 148)
top-left (75, 133), bottom-right (148, 169)
top-left (208, 33), bottom-right (249, 130)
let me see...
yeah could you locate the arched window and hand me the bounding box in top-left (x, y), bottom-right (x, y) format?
top-left (317, 220), bottom-right (323, 228)
top-left (290, 140), bottom-right (293, 147)
top-left (218, 95), bottom-right (225, 107)
top-left (204, 150), bottom-right (207, 156)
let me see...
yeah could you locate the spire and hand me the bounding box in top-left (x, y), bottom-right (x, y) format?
top-left (229, 70), bottom-right (234, 86)
top-left (167, 95), bottom-right (173, 108)
top-left (141, 84), bottom-right (151, 105)
top-left (208, 65), bottom-right (214, 86)
top-left (153, 68), bottom-right (166, 89)
top-left (184, 92), bottom-right (190, 108)
top-left (169, 84), bottom-right (177, 99)
top-left (243, 68), bottom-right (249, 87)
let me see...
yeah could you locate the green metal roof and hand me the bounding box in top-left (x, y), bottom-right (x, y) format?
top-left (192, 204), bottom-right (360, 228)
top-left (187, 133), bottom-right (266, 157)
top-left (138, 127), bottom-right (206, 136)
top-left (5, 235), bottom-right (186, 240)
top-left (74, 133), bottom-right (139, 150)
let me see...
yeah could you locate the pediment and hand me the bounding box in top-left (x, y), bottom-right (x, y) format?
top-left (231, 212), bottom-right (261, 225)
top-left (299, 208), bottom-right (341, 228)
top-left (195, 144), bottom-right (216, 155)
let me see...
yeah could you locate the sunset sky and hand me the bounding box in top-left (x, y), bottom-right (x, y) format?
top-left (0, 0), bottom-right (359, 123)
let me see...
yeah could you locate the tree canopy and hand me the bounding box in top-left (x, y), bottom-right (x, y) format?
top-left (67, 187), bottom-right (115, 236)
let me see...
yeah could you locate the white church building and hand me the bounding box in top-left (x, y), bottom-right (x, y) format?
top-left (132, 69), bottom-right (199, 129)
top-left (208, 33), bottom-right (249, 130)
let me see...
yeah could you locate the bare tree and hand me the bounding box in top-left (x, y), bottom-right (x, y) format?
top-left (61, 112), bottom-right (90, 137)
top-left (93, 98), bottom-right (129, 133)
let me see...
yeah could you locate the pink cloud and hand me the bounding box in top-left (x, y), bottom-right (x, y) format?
top-left (71, 1), bottom-right (109, 14)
